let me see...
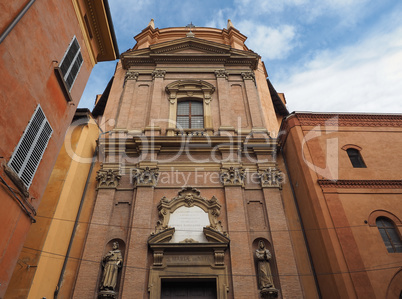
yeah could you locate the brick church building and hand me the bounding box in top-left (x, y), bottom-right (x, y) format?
top-left (7, 20), bottom-right (402, 298)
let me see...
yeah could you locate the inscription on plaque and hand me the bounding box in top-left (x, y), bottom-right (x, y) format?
top-left (168, 206), bottom-right (209, 243)
top-left (165, 255), bottom-right (213, 265)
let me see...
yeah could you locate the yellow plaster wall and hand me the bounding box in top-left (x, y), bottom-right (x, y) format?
top-left (26, 119), bottom-right (99, 299)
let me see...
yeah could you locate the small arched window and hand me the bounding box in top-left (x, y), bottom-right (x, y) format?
top-left (177, 101), bottom-right (203, 129)
top-left (376, 217), bottom-right (402, 253)
top-left (346, 148), bottom-right (366, 168)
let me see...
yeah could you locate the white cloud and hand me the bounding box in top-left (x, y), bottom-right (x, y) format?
top-left (238, 21), bottom-right (297, 59)
top-left (275, 25), bottom-right (402, 113)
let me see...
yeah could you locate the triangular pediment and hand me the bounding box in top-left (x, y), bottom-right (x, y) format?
top-left (121, 37), bottom-right (260, 69)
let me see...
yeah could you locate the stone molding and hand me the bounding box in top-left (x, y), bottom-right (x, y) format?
top-left (151, 70), bottom-right (166, 79)
top-left (125, 70), bottom-right (139, 81)
top-left (151, 187), bottom-right (227, 237)
top-left (258, 167), bottom-right (283, 189)
top-left (317, 180), bottom-right (402, 189)
top-left (96, 169), bottom-right (121, 189)
top-left (131, 166), bottom-right (159, 187)
top-left (214, 69), bottom-right (229, 79)
top-left (295, 113), bottom-right (402, 127)
top-left (241, 71), bottom-right (255, 82)
top-left (220, 166), bottom-right (245, 187)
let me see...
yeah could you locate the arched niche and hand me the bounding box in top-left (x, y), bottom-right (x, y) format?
top-left (165, 80), bottom-right (215, 135)
top-left (147, 187), bottom-right (230, 299)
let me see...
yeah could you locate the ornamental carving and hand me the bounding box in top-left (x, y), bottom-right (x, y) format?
top-left (241, 71), bottom-right (255, 82)
top-left (151, 187), bottom-right (227, 238)
top-left (152, 70), bottom-right (166, 79)
top-left (258, 167), bottom-right (283, 189)
top-left (125, 70), bottom-right (139, 81)
top-left (131, 166), bottom-right (159, 187)
top-left (96, 169), bottom-right (121, 189)
top-left (214, 69), bottom-right (229, 79)
top-left (220, 166), bottom-right (245, 187)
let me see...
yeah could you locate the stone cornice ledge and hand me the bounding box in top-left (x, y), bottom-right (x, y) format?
top-left (318, 180), bottom-right (402, 189)
top-left (296, 113), bottom-right (402, 127)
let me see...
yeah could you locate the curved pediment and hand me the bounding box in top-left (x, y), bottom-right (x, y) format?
top-left (165, 80), bottom-right (215, 96)
top-left (121, 37), bottom-right (259, 69)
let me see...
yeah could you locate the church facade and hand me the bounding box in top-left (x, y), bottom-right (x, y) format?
top-left (8, 21), bottom-right (402, 298)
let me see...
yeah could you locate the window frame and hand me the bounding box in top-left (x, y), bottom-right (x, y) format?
top-left (341, 145), bottom-right (366, 168)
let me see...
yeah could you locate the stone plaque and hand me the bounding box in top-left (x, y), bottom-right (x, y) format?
top-left (168, 206), bottom-right (209, 243)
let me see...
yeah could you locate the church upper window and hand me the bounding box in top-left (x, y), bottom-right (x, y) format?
top-left (346, 148), bottom-right (366, 168)
top-left (376, 217), bottom-right (402, 253)
top-left (177, 101), bottom-right (204, 129)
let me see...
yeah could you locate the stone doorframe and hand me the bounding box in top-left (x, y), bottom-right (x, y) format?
top-left (165, 80), bottom-right (215, 136)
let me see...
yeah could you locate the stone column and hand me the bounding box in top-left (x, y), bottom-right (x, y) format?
top-left (116, 71), bottom-right (139, 129)
top-left (259, 167), bottom-right (303, 298)
top-left (147, 70), bottom-right (166, 134)
top-left (73, 170), bottom-right (121, 298)
top-left (121, 166), bottom-right (159, 298)
top-left (215, 70), bottom-right (234, 132)
top-left (241, 72), bottom-right (266, 131)
top-left (220, 166), bottom-right (259, 298)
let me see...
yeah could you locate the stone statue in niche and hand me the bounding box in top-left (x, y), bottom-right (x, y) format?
top-left (255, 240), bottom-right (278, 298)
top-left (99, 241), bottom-right (123, 297)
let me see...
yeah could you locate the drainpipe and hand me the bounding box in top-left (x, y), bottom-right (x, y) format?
top-left (54, 145), bottom-right (98, 298)
top-left (281, 146), bottom-right (322, 298)
top-left (0, 0), bottom-right (36, 44)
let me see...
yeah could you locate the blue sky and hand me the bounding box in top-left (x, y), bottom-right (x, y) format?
top-left (79, 0), bottom-right (402, 113)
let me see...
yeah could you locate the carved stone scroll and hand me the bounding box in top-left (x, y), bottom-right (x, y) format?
top-left (96, 169), bottom-right (121, 189)
top-left (241, 71), bottom-right (255, 82)
top-left (220, 166), bottom-right (245, 187)
top-left (214, 69), bottom-right (229, 79)
top-left (258, 167), bottom-right (283, 189)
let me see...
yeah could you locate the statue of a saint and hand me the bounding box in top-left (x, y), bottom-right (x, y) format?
top-left (255, 240), bottom-right (275, 290)
top-left (100, 241), bottom-right (123, 291)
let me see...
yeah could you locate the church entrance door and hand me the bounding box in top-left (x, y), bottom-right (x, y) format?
top-left (161, 279), bottom-right (217, 299)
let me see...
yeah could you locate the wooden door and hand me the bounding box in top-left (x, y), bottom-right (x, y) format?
top-left (161, 280), bottom-right (217, 299)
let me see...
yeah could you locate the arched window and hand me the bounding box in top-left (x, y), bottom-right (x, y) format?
top-left (346, 148), bottom-right (366, 168)
top-left (177, 101), bottom-right (204, 129)
top-left (376, 217), bottom-right (402, 253)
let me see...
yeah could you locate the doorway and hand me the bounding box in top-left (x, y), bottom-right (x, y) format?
top-left (161, 279), bottom-right (217, 299)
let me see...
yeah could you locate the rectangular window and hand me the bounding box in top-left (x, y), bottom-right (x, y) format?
top-left (8, 105), bottom-right (53, 189)
top-left (59, 36), bottom-right (83, 91)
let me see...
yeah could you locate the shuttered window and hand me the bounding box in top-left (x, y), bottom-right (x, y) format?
top-left (59, 36), bottom-right (83, 91)
top-left (8, 105), bottom-right (53, 188)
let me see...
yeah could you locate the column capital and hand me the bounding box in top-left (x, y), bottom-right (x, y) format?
top-left (125, 70), bottom-right (139, 81)
top-left (131, 166), bottom-right (159, 187)
top-left (241, 71), bottom-right (255, 82)
top-left (152, 69), bottom-right (166, 79)
top-left (214, 69), bottom-right (229, 79)
top-left (258, 167), bottom-right (283, 189)
top-left (220, 166), bottom-right (245, 187)
top-left (96, 169), bottom-right (121, 189)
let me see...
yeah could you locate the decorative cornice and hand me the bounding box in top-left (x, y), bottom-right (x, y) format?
top-left (152, 70), bottom-right (166, 79)
top-left (296, 113), bottom-right (402, 127)
top-left (87, 0), bottom-right (104, 56)
top-left (258, 167), bottom-right (283, 189)
top-left (214, 69), bottom-right (229, 79)
top-left (96, 169), bottom-right (121, 189)
top-left (131, 166), bottom-right (159, 187)
top-left (318, 180), bottom-right (402, 189)
top-left (220, 166), bottom-right (245, 187)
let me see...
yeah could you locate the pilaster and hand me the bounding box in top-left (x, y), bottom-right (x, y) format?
top-left (148, 70), bottom-right (166, 134)
top-left (259, 167), bottom-right (303, 298)
top-left (215, 70), bottom-right (233, 131)
top-left (116, 70), bottom-right (139, 129)
top-left (242, 72), bottom-right (266, 130)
